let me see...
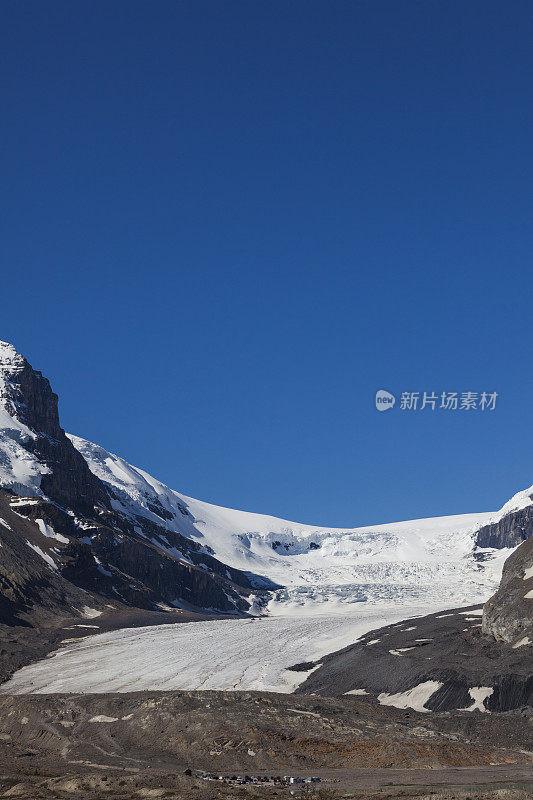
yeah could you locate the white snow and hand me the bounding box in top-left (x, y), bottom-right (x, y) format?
top-left (26, 541), bottom-right (57, 571)
top-left (481, 482), bottom-right (533, 524)
top-left (377, 681), bottom-right (443, 713)
top-left (460, 686), bottom-right (493, 712)
top-left (71, 625), bottom-right (100, 629)
top-left (80, 606), bottom-right (102, 619)
top-left (0, 604), bottom-right (441, 695)
top-left (35, 519), bottom-right (69, 544)
top-left (0, 342), bottom-right (519, 619)
top-left (0, 343), bottom-right (49, 496)
top-left (523, 566), bottom-right (533, 580)
top-left (89, 715), bottom-right (118, 723)
top-left (513, 637), bottom-right (531, 648)
top-left (10, 498), bottom-right (40, 507)
top-left (0, 407), bottom-right (48, 496)
top-left (0, 517), bottom-right (11, 530)
top-left (524, 590), bottom-right (533, 599)
top-left (345, 688), bottom-right (368, 695)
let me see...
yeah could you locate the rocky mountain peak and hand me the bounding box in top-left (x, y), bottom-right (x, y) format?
top-left (0, 341), bottom-right (109, 514)
top-left (0, 340), bottom-right (25, 371)
top-left (0, 341), bottom-right (62, 438)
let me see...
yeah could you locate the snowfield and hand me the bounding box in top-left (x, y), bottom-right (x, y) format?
top-left (0, 604), bottom-right (442, 694)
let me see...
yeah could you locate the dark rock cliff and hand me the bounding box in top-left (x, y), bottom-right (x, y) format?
top-left (475, 504), bottom-right (533, 549)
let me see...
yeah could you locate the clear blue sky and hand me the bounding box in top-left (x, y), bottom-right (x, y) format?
top-left (2, 1), bottom-right (532, 526)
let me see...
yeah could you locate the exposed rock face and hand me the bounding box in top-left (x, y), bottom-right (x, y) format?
top-left (0, 491), bottom-right (102, 627)
top-left (476, 505), bottom-right (533, 549)
top-left (0, 342), bottom-right (109, 515)
top-left (0, 490), bottom-right (253, 621)
top-left (482, 536), bottom-right (533, 647)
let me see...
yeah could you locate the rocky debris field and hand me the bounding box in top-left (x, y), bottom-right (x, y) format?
top-left (0, 691), bottom-right (531, 799)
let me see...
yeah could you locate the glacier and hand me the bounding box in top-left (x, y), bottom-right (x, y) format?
top-left (69, 434), bottom-right (509, 615)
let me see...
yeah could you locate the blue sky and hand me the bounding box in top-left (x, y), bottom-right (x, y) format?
top-left (2, 1), bottom-right (532, 526)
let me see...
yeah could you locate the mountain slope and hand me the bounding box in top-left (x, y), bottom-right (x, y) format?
top-left (0, 341), bottom-right (257, 623)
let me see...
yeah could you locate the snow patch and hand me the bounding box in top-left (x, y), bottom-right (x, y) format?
top-left (460, 686), bottom-right (493, 712)
top-left (26, 541), bottom-right (57, 571)
top-left (35, 519), bottom-right (69, 544)
top-left (378, 681), bottom-right (443, 713)
top-left (73, 624), bottom-right (99, 629)
top-left (0, 354), bottom-right (49, 495)
top-left (80, 606), bottom-right (102, 619)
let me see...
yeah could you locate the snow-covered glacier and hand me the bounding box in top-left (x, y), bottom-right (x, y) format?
top-left (69, 434), bottom-right (509, 615)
